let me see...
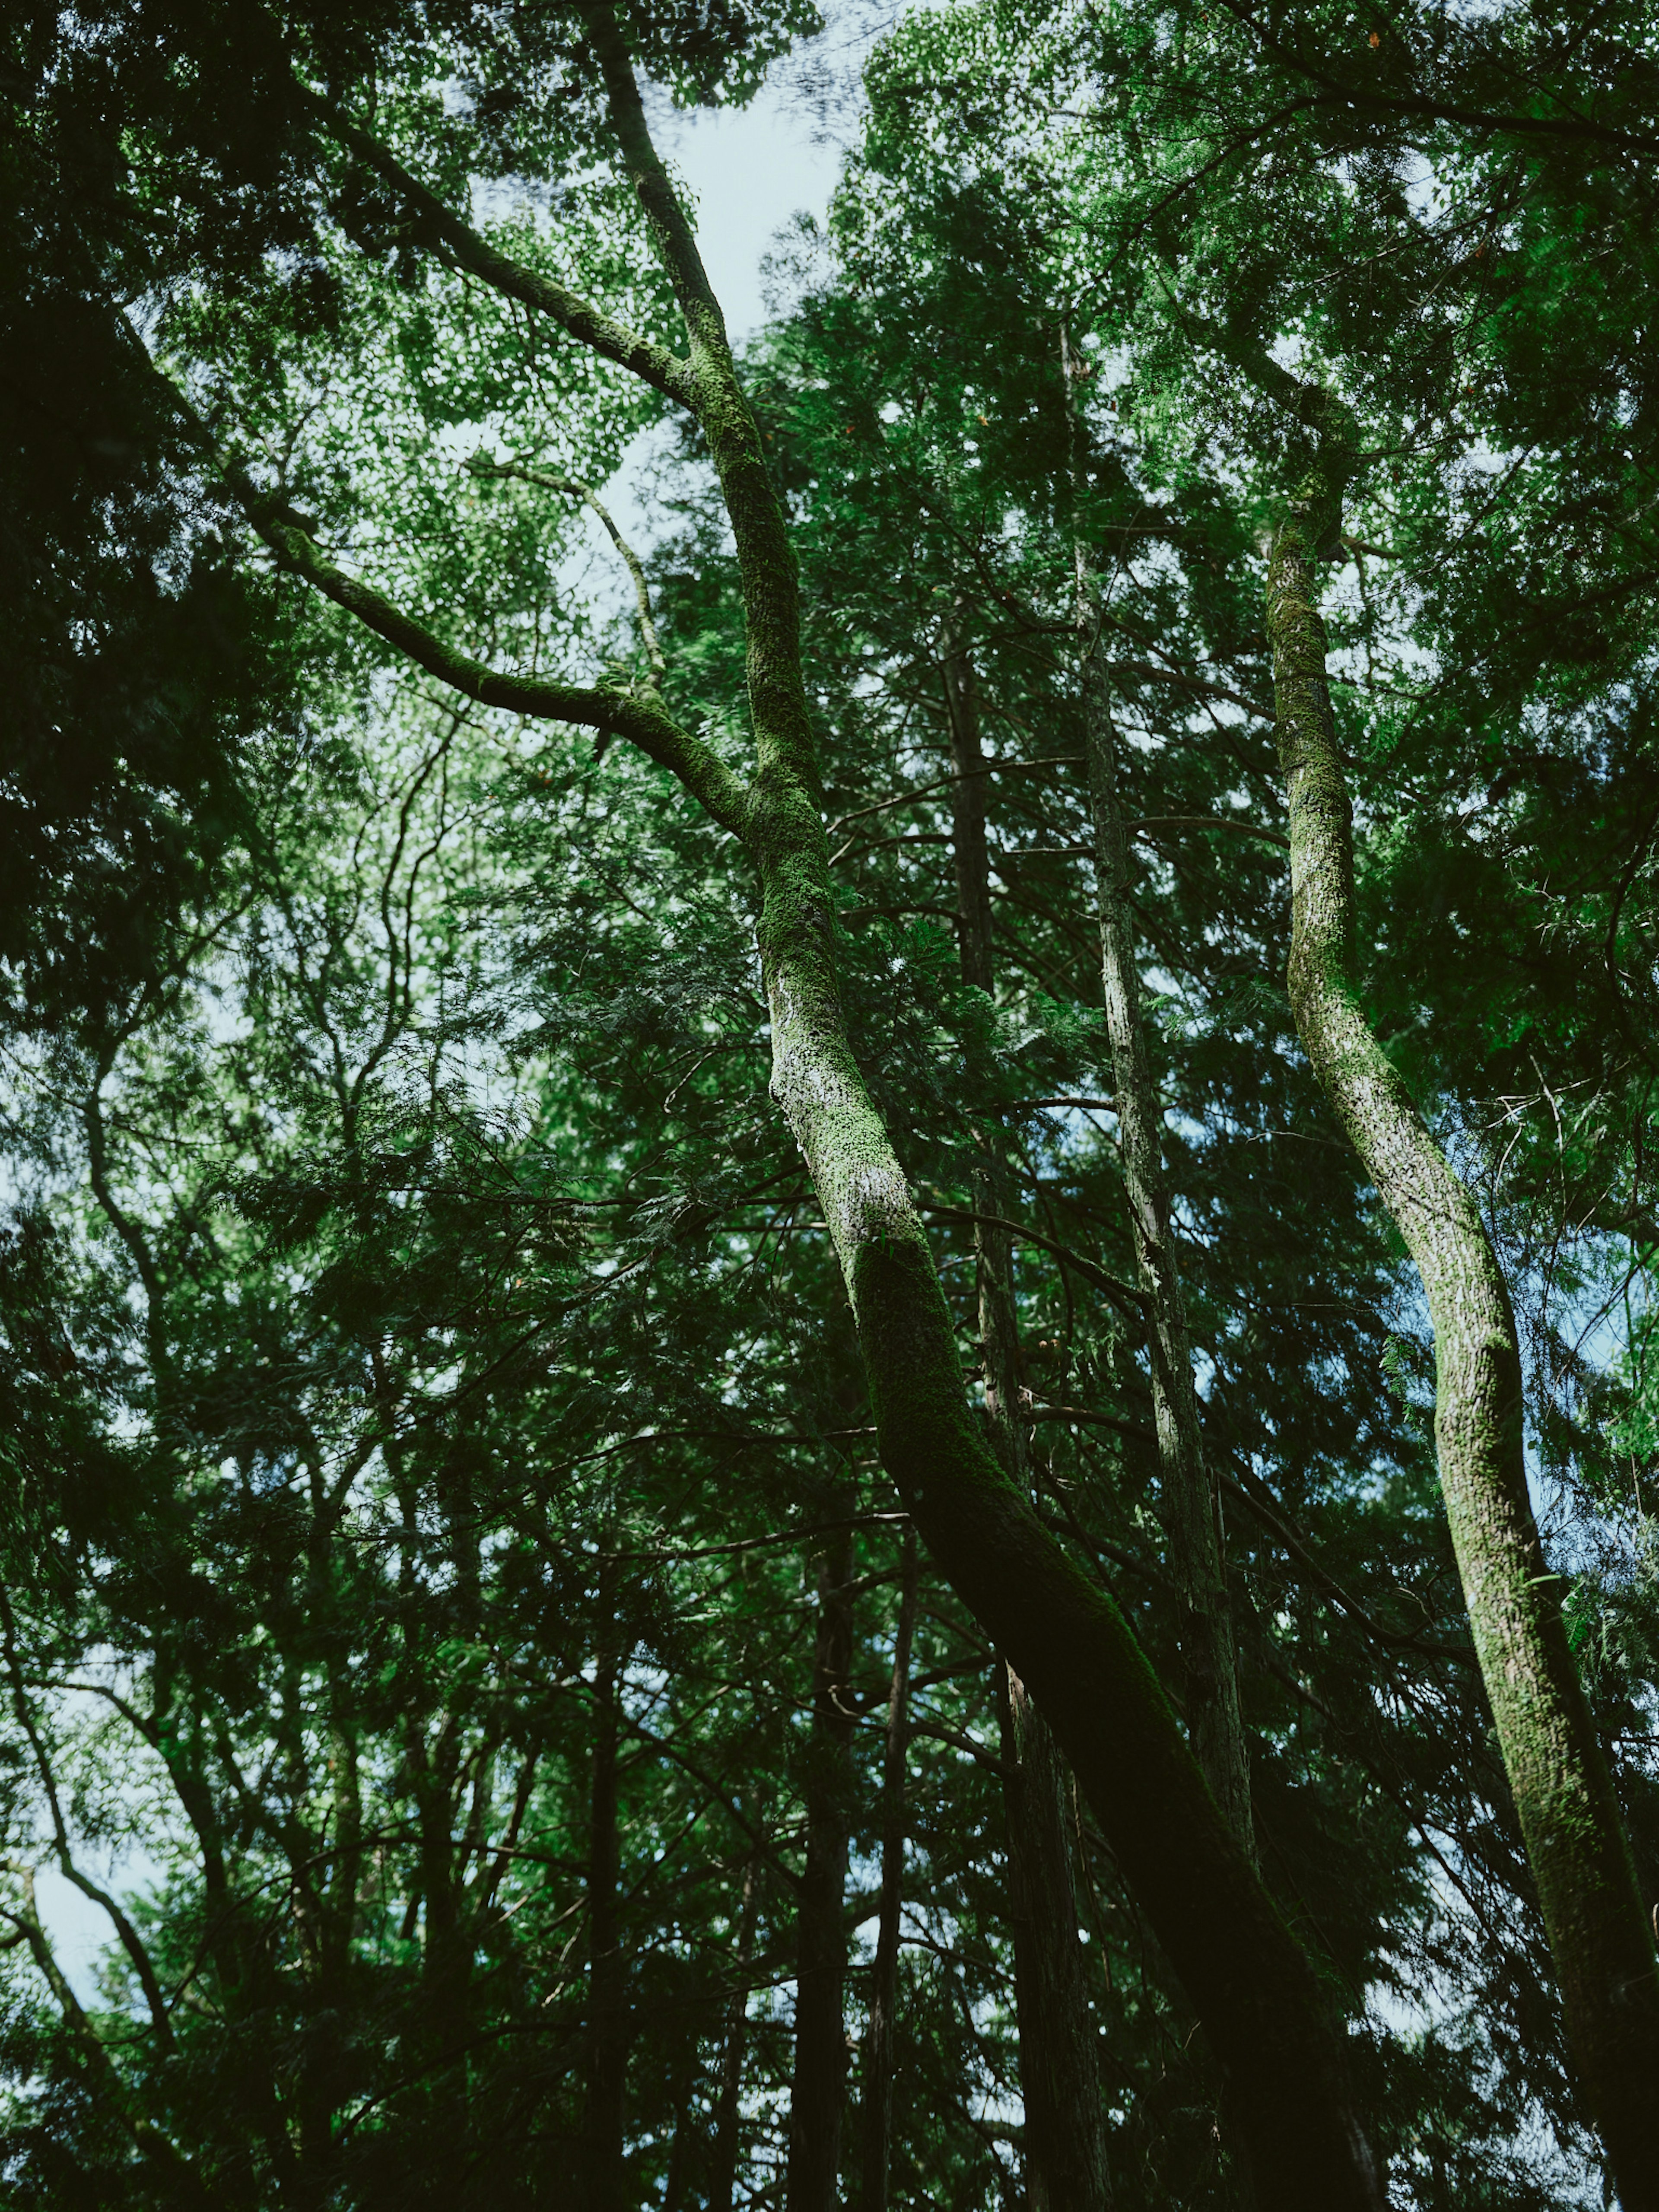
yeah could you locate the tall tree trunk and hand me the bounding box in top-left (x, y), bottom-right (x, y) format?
top-left (1062, 327), bottom-right (1253, 1857)
top-left (861, 1529), bottom-right (918, 2212)
top-left (582, 1573), bottom-right (627, 2212)
top-left (786, 1517), bottom-right (857, 2212)
top-left (943, 627), bottom-right (1112, 2212)
top-left (281, 34), bottom-right (1389, 2201)
top-left (1263, 382), bottom-right (1659, 2210)
top-left (709, 1846), bottom-right (761, 2212)
top-left (998, 1663), bottom-right (1113, 2212)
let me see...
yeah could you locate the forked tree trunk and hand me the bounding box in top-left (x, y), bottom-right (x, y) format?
top-left (944, 626), bottom-right (1112, 2212)
top-left (860, 1529), bottom-right (918, 2212)
top-left (270, 24), bottom-right (1387, 2200)
top-left (786, 1518), bottom-right (857, 2212)
top-left (1263, 393), bottom-right (1659, 2211)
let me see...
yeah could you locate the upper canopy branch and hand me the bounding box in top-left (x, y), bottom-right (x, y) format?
top-left (1208, 1), bottom-right (1659, 161)
top-left (297, 89), bottom-right (698, 410)
top-left (1156, 275), bottom-right (1361, 544)
top-left (469, 455), bottom-right (667, 680)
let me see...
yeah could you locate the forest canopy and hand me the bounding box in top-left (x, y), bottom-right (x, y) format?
top-left (3, 0), bottom-right (1659, 2205)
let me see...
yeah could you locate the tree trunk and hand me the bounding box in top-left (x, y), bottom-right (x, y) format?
top-left (1265, 393), bottom-right (1659, 2211)
top-left (582, 1578), bottom-right (627, 2212)
top-left (998, 1663), bottom-right (1113, 2212)
top-left (944, 623), bottom-right (1112, 2212)
top-left (709, 1846), bottom-right (761, 2212)
top-left (861, 1529), bottom-right (918, 2212)
top-left (1080, 665), bottom-right (1253, 1852)
top-left (786, 1517), bottom-right (856, 2212)
top-left (590, 38), bottom-right (1382, 2197)
top-left (1062, 327), bottom-right (1253, 1857)
top-left (273, 29), bottom-right (1391, 2202)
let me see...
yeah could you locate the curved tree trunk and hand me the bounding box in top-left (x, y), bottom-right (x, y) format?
top-left (246, 22), bottom-right (1387, 2201)
top-left (584, 25), bottom-right (1382, 2203)
top-left (1266, 400), bottom-right (1659, 2210)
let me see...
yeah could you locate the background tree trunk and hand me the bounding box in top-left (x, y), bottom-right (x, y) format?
top-left (709, 1846), bottom-right (761, 2212)
top-left (786, 1516), bottom-right (856, 2212)
top-left (1064, 327), bottom-right (1252, 1855)
top-left (860, 1529), bottom-right (918, 2212)
top-left (945, 627), bottom-right (1112, 2212)
top-left (582, 1571), bottom-right (627, 2212)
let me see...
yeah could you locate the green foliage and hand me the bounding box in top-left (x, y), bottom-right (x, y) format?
top-left (5, 0), bottom-right (1659, 2205)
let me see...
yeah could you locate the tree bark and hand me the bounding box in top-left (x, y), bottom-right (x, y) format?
top-left (944, 624), bottom-right (1112, 2212)
top-left (1264, 388), bottom-right (1659, 2211)
top-left (1063, 327), bottom-right (1253, 1857)
top-left (860, 1529), bottom-right (918, 2212)
top-left (582, 1576), bottom-right (627, 2212)
top-left (709, 1846), bottom-right (761, 2212)
top-left (267, 24), bottom-right (1389, 2201)
top-left (998, 1663), bottom-right (1114, 2212)
top-left (786, 1517), bottom-right (857, 2212)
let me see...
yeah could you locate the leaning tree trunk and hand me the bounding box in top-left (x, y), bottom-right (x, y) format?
top-left (943, 625), bottom-right (1112, 2212)
top-left (860, 1530), bottom-right (918, 2212)
top-left (786, 1517), bottom-right (856, 2212)
top-left (1062, 327), bottom-right (1253, 1856)
top-left (1266, 391), bottom-right (1659, 2211)
top-left (252, 23), bottom-right (1387, 2199)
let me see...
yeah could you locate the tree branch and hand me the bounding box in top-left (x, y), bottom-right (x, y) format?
top-left (299, 91), bottom-right (697, 407)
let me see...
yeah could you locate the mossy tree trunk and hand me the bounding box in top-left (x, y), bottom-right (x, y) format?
top-left (1265, 385), bottom-right (1659, 2211)
top-left (240, 15), bottom-right (1387, 2199)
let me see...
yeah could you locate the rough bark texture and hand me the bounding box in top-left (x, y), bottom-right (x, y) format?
top-left (860, 1530), bottom-right (918, 2212)
top-left (998, 1665), bottom-right (1114, 2212)
top-left (786, 1521), bottom-right (856, 2212)
top-left (1266, 413), bottom-right (1659, 2210)
top-left (944, 628), bottom-right (1111, 2212)
top-left (581, 1600), bottom-right (626, 2212)
top-left (708, 1847), bottom-right (760, 2212)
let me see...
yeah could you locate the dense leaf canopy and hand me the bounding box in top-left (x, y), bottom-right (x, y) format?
top-left (3, 0), bottom-right (1659, 2205)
